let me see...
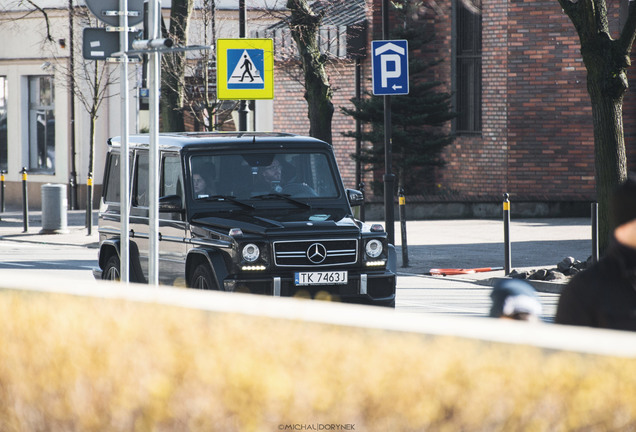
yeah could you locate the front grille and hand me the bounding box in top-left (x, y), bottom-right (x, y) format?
top-left (273, 239), bottom-right (358, 267)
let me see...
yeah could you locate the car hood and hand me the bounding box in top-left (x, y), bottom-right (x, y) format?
top-left (191, 213), bottom-right (361, 236)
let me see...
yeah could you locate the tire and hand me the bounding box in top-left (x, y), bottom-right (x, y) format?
top-left (102, 255), bottom-right (120, 281)
top-left (190, 263), bottom-right (217, 290)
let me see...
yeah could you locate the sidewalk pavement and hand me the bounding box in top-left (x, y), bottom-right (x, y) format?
top-left (0, 208), bottom-right (593, 293)
top-left (0, 209), bottom-right (99, 248)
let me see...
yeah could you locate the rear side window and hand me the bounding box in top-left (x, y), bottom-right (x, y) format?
top-left (162, 154), bottom-right (183, 198)
top-left (104, 153), bottom-right (120, 203)
top-left (134, 152), bottom-right (149, 207)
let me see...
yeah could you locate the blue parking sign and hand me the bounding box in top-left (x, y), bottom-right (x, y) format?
top-left (372, 40), bottom-right (409, 95)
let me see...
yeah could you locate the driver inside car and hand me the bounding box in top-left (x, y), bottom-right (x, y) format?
top-left (253, 159), bottom-right (284, 193)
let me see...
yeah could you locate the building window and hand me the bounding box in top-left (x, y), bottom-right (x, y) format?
top-left (455, 0), bottom-right (482, 133)
top-left (28, 75), bottom-right (55, 173)
top-left (0, 76), bottom-right (7, 172)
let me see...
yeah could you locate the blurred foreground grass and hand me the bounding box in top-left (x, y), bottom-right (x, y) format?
top-left (1, 290), bottom-right (636, 431)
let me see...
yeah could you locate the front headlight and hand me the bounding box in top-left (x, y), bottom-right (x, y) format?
top-left (242, 243), bottom-right (260, 262)
top-left (365, 239), bottom-right (383, 258)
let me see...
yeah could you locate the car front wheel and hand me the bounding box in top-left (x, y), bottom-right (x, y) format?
top-left (190, 263), bottom-right (216, 290)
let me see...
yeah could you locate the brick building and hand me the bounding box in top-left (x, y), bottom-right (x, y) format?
top-left (261, 0), bottom-right (636, 213)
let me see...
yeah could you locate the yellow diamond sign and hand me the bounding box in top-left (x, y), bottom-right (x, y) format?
top-left (216, 38), bottom-right (274, 100)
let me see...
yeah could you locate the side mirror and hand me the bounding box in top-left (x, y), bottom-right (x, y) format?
top-left (159, 194), bottom-right (184, 212)
top-left (346, 189), bottom-right (364, 207)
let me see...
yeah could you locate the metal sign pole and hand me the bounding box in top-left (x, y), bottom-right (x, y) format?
top-left (120, 0), bottom-right (130, 283)
top-left (382, 0), bottom-right (395, 245)
top-left (238, 0), bottom-right (248, 131)
top-left (148, 0), bottom-right (160, 285)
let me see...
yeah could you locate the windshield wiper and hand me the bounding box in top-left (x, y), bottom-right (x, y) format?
top-left (200, 195), bottom-right (255, 211)
top-left (251, 193), bottom-right (311, 209)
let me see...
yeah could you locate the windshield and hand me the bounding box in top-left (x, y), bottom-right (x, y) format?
top-left (189, 151), bottom-right (340, 201)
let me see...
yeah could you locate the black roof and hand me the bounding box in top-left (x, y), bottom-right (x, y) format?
top-left (108, 132), bottom-right (331, 152)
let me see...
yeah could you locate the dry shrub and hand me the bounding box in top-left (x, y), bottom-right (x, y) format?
top-left (1, 291), bottom-right (635, 432)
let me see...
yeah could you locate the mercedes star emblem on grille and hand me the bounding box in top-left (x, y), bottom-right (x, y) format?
top-left (307, 243), bottom-right (327, 264)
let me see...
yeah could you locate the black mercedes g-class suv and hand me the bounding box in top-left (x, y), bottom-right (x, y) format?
top-left (94, 132), bottom-right (396, 307)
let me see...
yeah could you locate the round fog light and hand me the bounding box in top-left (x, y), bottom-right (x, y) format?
top-left (365, 239), bottom-right (383, 258)
top-left (242, 243), bottom-right (260, 262)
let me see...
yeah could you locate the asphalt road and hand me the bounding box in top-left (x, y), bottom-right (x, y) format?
top-left (0, 235), bottom-right (560, 321)
top-left (0, 210), bottom-right (586, 321)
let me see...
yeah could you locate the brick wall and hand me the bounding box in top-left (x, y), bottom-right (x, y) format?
top-left (269, 0), bottom-right (636, 203)
top-left (506, 0), bottom-right (595, 201)
top-left (438, 0), bottom-right (598, 201)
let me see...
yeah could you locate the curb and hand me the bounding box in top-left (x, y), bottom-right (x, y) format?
top-left (476, 277), bottom-right (565, 294)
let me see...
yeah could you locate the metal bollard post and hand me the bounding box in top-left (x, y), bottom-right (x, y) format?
top-left (87, 173), bottom-right (93, 235)
top-left (398, 187), bottom-right (409, 267)
top-left (21, 167), bottom-right (28, 233)
top-left (503, 193), bottom-right (511, 275)
top-left (358, 182), bottom-right (366, 222)
top-left (0, 169), bottom-right (5, 214)
top-left (591, 202), bottom-right (599, 263)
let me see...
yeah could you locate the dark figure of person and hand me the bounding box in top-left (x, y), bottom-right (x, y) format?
top-left (240, 55), bottom-right (254, 82)
top-left (253, 159), bottom-right (283, 193)
top-left (192, 163), bottom-right (216, 198)
top-left (555, 173), bottom-right (636, 331)
top-left (489, 278), bottom-right (543, 322)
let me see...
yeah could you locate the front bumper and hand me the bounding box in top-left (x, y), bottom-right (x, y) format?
top-left (223, 270), bottom-right (396, 306)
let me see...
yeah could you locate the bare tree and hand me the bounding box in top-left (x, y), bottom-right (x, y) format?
top-left (286, 0), bottom-right (334, 144)
top-left (182, 0), bottom-right (237, 131)
top-left (51, 6), bottom-right (118, 214)
top-left (160, 0), bottom-right (194, 131)
top-left (558, 0), bottom-right (636, 252)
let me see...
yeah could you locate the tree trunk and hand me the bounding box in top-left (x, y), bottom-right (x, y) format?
top-left (582, 36), bottom-right (629, 252)
top-left (161, 0), bottom-right (193, 132)
top-left (557, 0), bottom-right (634, 254)
top-left (287, 0), bottom-right (334, 144)
top-left (588, 87), bottom-right (628, 251)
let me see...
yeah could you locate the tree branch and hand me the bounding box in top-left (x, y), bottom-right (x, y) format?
top-left (20, 0), bottom-right (54, 42)
top-left (617, 0), bottom-right (636, 56)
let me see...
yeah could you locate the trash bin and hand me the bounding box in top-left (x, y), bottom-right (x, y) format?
top-left (40, 183), bottom-right (69, 234)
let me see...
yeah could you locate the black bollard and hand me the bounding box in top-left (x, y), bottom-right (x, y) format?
top-left (0, 169), bottom-right (5, 214)
top-left (503, 193), bottom-right (511, 275)
top-left (591, 202), bottom-right (599, 263)
top-left (87, 173), bottom-right (93, 235)
top-left (21, 167), bottom-right (28, 233)
top-left (399, 187), bottom-right (409, 267)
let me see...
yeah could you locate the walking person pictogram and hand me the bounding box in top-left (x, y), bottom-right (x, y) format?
top-left (240, 55), bottom-right (254, 82)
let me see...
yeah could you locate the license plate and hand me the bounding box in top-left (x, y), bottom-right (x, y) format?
top-left (294, 271), bottom-right (348, 286)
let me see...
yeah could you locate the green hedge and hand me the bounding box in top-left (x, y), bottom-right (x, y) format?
top-left (1, 291), bottom-right (635, 431)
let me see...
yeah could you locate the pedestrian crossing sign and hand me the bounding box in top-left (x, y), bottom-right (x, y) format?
top-left (217, 38), bottom-right (274, 100)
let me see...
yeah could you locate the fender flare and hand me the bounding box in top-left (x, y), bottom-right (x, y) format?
top-left (186, 248), bottom-right (229, 290)
top-left (98, 239), bottom-right (146, 283)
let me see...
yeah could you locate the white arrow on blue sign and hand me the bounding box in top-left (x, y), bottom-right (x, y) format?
top-left (372, 40), bottom-right (409, 96)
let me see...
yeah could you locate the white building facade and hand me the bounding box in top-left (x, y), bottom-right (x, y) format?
top-left (0, 0), bottom-right (282, 209)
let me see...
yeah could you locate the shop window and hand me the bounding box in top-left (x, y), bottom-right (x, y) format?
top-left (28, 75), bottom-right (55, 173)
